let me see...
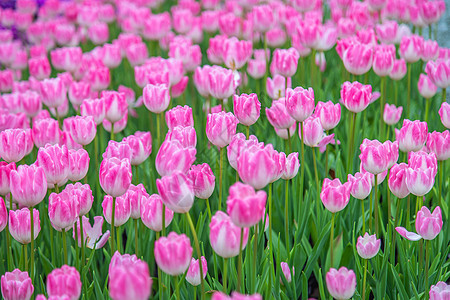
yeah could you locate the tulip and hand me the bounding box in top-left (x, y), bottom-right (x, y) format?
top-left (208, 66), bottom-right (235, 100)
top-left (266, 75), bottom-right (290, 99)
top-left (20, 90), bottom-right (42, 118)
top-left (9, 208), bottom-right (40, 244)
top-left (376, 21), bottom-right (398, 44)
top-left (165, 126), bottom-right (197, 149)
top-left (408, 151), bottom-right (438, 176)
top-left (425, 60), bottom-right (450, 89)
top-left (186, 257), bottom-right (208, 286)
top-left (266, 99), bottom-right (296, 130)
top-left (103, 140), bottom-right (132, 161)
top-left (68, 81), bottom-right (91, 108)
top-left (86, 66), bottom-right (111, 92)
top-left (122, 132), bottom-right (152, 166)
top-left (143, 83), bottom-right (170, 114)
top-left (396, 206), bottom-right (443, 241)
top-left (102, 194), bottom-right (131, 227)
top-left (397, 119), bottom-right (428, 152)
top-left (383, 104), bottom-right (403, 125)
top-left (165, 105), bottom-right (194, 130)
top-left (48, 190), bottom-right (80, 232)
top-left (64, 183), bottom-right (93, 217)
top-left (281, 152), bottom-right (300, 180)
top-left (0, 162), bottom-right (15, 196)
top-left (275, 123), bottom-right (297, 140)
top-left (47, 265), bottom-right (81, 300)
top-left (439, 102), bottom-right (450, 129)
top-left (314, 101), bottom-right (341, 131)
top-left (418, 74), bottom-right (437, 99)
top-left (399, 35), bottom-right (423, 63)
top-left (206, 112), bottom-right (239, 148)
top-left (68, 149), bottom-right (89, 182)
top-left (389, 59), bottom-right (407, 81)
top-left (372, 45), bottom-right (395, 77)
top-left (0, 129), bottom-right (33, 163)
top-left (422, 40), bottom-right (439, 62)
top-left (188, 163), bottom-right (215, 200)
top-left (80, 98), bottom-right (105, 125)
top-left (108, 252), bottom-right (152, 300)
top-left (340, 81), bottom-right (373, 113)
top-left (73, 216), bottom-right (110, 249)
top-left (429, 281), bottom-right (450, 300)
top-left (10, 165), bottom-right (47, 208)
top-left (325, 267), bottom-right (356, 300)
top-left (226, 182), bottom-right (266, 228)
top-left (388, 163), bottom-right (410, 199)
top-left (156, 171), bottom-right (194, 213)
top-left (194, 65), bottom-right (212, 98)
top-left (1, 269), bottom-right (34, 300)
top-left (247, 58), bottom-right (266, 79)
top-left (357, 233), bottom-right (381, 259)
top-left (285, 87), bottom-right (315, 123)
top-left (320, 178), bottom-right (351, 213)
top-left (211, 292), bottom-right (263, 300)
top-left (233, 93), bottom-right (261, 127)
top-left (28, 56), bottom-right (51, 80)
top-left (405, 166), bottom-right (435, 197)
top-left (39, 78), bottom-right (67, 108)
top-left (271, 48), bottom-right (299, 78)
top-left (154, 232), bottom-right (193, 276)
top-left (359, 139), bottom-right (390, 175)
top-left (102, 91), bottom-right (128, 124)
top-left (237, 144), bottom-right (276, 190)
top-left (343, 43), bottom-right (373, 75)
top-left (155, 140), bottom-right (196, 176)
top-left (140, 194), bottom-right (174, 232)
top-left (210, 211), bottom-right (249, 258)
top-left (64, 116), bottom-right (96, 146)
top-left (347, 172), bottom-right (372, 200)
top-left (99, 158), bottom-right (132, 198)
top-left (223, 37), bottom-right (253, 70)
top-left (36, 144), bottom-right (70, 188)
top-left (227, 133), bottom-right (259, 170)
top-left (427, 131), bottom-right (450, 161)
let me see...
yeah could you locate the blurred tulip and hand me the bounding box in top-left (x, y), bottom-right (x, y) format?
top-left (1, 269), bottom-right (34, 300)
top-left (383, 104), bottom-right (403, 125)
top-left (9, 208), bottom-right (40, 244)
top-left (47, 265), bottom-right (81, 300)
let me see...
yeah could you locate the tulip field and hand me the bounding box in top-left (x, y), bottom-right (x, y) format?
top-left (1, 0), bottom-right (450, 299)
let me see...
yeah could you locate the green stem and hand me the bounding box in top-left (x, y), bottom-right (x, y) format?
top-left (312, 147), bottom-right (320, 215)
top-left (443, 88), bottom-right (447, 103)
top-left (298, 122), bottom-right (305, 218)
top-left (223, 258), bottom-right (228, 293)
top-left (374, 175), bottom-right (379, 236)
top-left (407, 63), bottom-right (411, 118)
top-left (407, 195), bottom-right (411, 231)
top-left (29, 207), bottom-right (34, 281)
top-left (80, 216), bottom-right (85, 265)
top-left (246, 126), bottom-right (250, 139)
top-left (157, 232), bottom-right (163, 300)
top-left (347, 112), bottom-right (356, 174)
top-left (287, 127), bottom-right (292, 153)
top-left (110, 197), bottom-right (116, 255)
top-left (175, 276), bottom-right (180, 300)
top-left (206, 198), bottom-right (212, 221)
top-left (361, 200), bottom-right (366, 234)
top-left (369, 190), bottom-right (373, 232)
top-left (268, 183), bottom-right (274, 298)
top-left (156, 111), bottom-right (160, 148)
top-left (362, 259), bottom-right (368, 300)
top-left (162, 203), bottom-right (166, 237)
top-left (111, 122), bottom-right (115, 141)
top-left (185, 212), bottom-right (205, 299)
top-left (394, 80), bottom-right (398, 105)
top-left (438, 161), bottom-right (443, 209)
top-left (425, 240), bottom-right (430, 294)
top-left (24, 244), bottom-right (28, 271)
top-left (285, 179), bottom-right (290, 261)
top-left (424, 98), bottom-right (431, 123)
top-left (218, 148), bottom-right (224, 211)
top-left (380, 77), bottom-right (386, 139)
top-left (62, 228), bottom-right (68, 265)
top-left (5, 224), bottom-right (11, 271)
top-left (310, 50), bottom-right (316, 88)
top-left (116, 225), bottom-right (121, 253)
top-left (134, 219), bottom-right (139, 257)
top-left (253, 226), bottom-right (258, 293)
top-left (330, 213), bottom-right (335, 268)
top-left (237, 227), bottom-right (244, 293)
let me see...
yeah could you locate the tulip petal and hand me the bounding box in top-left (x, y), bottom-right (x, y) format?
top-left (395, 226), bottom-right (422, 241)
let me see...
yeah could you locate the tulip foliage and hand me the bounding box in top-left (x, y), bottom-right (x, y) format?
top-left (0, 0), bottom-right (450, 300)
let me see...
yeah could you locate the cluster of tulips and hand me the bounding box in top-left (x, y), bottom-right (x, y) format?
top-left (0, 0), bottom-right (449, 299)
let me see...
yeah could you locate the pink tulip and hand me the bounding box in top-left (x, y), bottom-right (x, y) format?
top-left (425, 59), bottom-right (450, 89)
top-left (28, 56), bottom-right (51, 80)
top-left (397, 119), bottom-right (428, 152)
top-left (285, 87), bottom-right (315, 123)
top-left (0, 197), bottom-right (6, 232)
top-left (251, 5), bottom-right (274, 33)
top-left (389, 59), bottom-right (407, 81)
top-left (208, 66), bottom-right (236, 100)
top-left (1, 269), bottom-right (34, 300)
top-left (347, 172), bottom-right (372, 200)
top-left (103, 112), bottom-right (128, 134)
top-left (10, 165), bottom-right (47, 208)
top-left (36, 144), bottom-right (69, 188)
top-left (121, 132), bottom-right (151, 165)
top-left (247, 58), bottom-right (266, 80)
top-left (359, 139), bottom-right (390, 175)
top-left (63, 182), bottom-right (93, 217)
top-left (429, 281), bottom-right (450, 299)
top-left (275, 123), bottom-right (297, 140)
top-left (399, 35), bottom-right (423, 63)
top-left (212, 292), bottom-right (263, 300)
top-left (68, 81), bottom-right (91, 107)
top-left (376, 21), bottom-right (398, 44)
top-left (165, 105), bottom-right (194, 130)
top-left (206, 112), bottom-right (239, 148)
top-left (237, 144), bottom-right (276, 190)
top-left (74, 216), bottom-right (110, 249)
top-left (9, 208), bottom-right (40, 244)
top-left (102, 140), bottom-right (132, 161)
top-left (266, 75), bottom-right (290, 100)
top-left (421, 40), bottom-right (439, 62)
top-left (266, 99), bottom-right (296, 130)
top-left (126, 184), bottom-right (148, 219)
top-left (301, 117), bottom-right (325, 147)
top-left (101, 91), bottom-right (128, 124)
top-left (102, 194), bottom-right (131, 227)
top-left (156, 171), bottom-right (194, 214)
top-left (281, 152), bottom-right (300, 180)
top-left (372, 45), bottom-right (395, 77)
top-left (64, 116), bottom-right (96, 146)
top-left (0, 128), bottom-right (33, 163)
top-left (427, 131), bottom-right (450, 161)
top-left (326, 267), bottom-right (356, 300)
top-left (405, 167), bottom-right (435, 197)
top-left (0, 70), bottom-right (13, 92)
top-left (271, 48), bottom-right (299, 78)
top-left (408, 151), bottom-right (437, 178)
top-left (218, 12), bottom-right (241, 37)
top-left (223, 37), bottom-right (252, 70)
top-left (314, 101), bottom-right (341, 131)
top-left (143, 12), bottom-right (171, 40)
top-left (226, 182), bottom-right (266, 228)
top-left (100, 44), bottom-right (122, 69)
top-left (155, 139), bottom-right (196, 176)
top-left (439, 102), bottom-right (450, 129)
top-left (20, 90), bottom-right (42, 118)
top-left (125, 42), bottom-right (149, 67)
top-left (88, 22), bottom-right (109, 45)
top-left (99, 157), bottom-right (132, 198)
top-left (383, 104), bottom-right (403, 125)
top-left (50, 47), bottom-right (82, 73)
top-left (396, 206), bottom-right (442, 241)
top-left (233, 93), bottom-right (261, 126)
top-left (418, 74), bottom-right (437, 99)
top-left (340, 81), bottom-right (374, 113)
top-left (280, 262), bottom-right (293, 284)
top-left (357, 233), bottom-right (381, 259)
top-left (80, 98), bottom-right (105, 125)
top-left (186, 256), bottom-right (208, 286)
top-left (0, 162), bottom-right (16, 196)
top-left (47, 265), bottom-right (81, 300)
top-left (39, 78), bottom-right (66, 108)
top-left (140, 194), bottom-right (174, 232)
top-left (86, 66), bottom-right (110, 92)
top-left (343, 43), bottom-right (373, 75)
top-left (109, 252), bottom-right (152, 300)
top-left (210, 211), bottom-right (249, 258)
top-left (320, 178), bottom-right (351, 213)
top-left (142, 83), bottom-right (170, 114)
top-left (388, 163), bottom-right (410, 199)
top-left (165, 126), bottom-right (197, 149)
top-left (227, 134), bottom-right (258, 170)
top-left (154, 232), bottom-right (193, 276)
top-left (188, 163), bottom-right (215, 199)
top-left (48, 190), bottom-right (80, 231)
top-left (67, 149), bottom-right (89, 182)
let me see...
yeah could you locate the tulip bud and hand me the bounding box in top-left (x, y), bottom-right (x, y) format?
top-left (154, 232), bottom-right (193, 276)
top-left (186, 257), bottom-right (208, 286)
top-left (9, 208), bottom-right (40, 244)
top-left (326, 267), bottom-right (356, 300)
top-left (140, 194), bottom-right (174, 232)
